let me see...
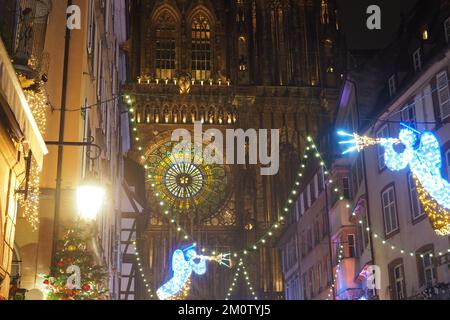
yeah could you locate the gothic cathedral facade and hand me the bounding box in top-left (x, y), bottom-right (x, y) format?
top-left (123, 0), bottom-right (344, 299)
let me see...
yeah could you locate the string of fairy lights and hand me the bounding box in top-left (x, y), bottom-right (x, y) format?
top-left (125, 95), bottom-right (313, 256)
top-left (125, 94), bottom-right (324, 299)
top-left (125, 94), bottom-right (450, 300)
top-left (326, 244), bottom-right (344, 300)
top-left (132, 241), bottom-right (155, 299)
top-left (225, 259), bottom-right (258, 300)
top-left (16, 84), bottom-right (49, 231)
top-left (310, 135), bottom-right (450, 299)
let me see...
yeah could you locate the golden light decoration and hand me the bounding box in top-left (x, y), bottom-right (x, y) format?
top-left (338, 130), bottom-right (400, 154)
top-left (414, 174), bottom-right (450, 236)
top-left (67, 245), bottom-right (77, 252)
top-left (17, 86), bottom-right (48, 231)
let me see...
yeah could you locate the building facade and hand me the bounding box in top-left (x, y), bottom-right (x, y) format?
top-left (0, 14), bottom-right (48, 299)
top-left (278, 164), bottom-right (334, 300)
top-left (124, 0), bottom-right (345, 299)
top-left (333, 0), bottom-right (450, 300)
top-left (0, 0), bottom-right (129, 299)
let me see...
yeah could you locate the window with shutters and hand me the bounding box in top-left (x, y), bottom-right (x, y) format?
top-left (357, 206), bottom-right (369, 256)
top-left (408, 172), bottom-right (425, 221)
top-left (444, 17), bottom-right (450, 43)
top-left (348, 234), bottom-right (356, 258)
top-left (389, 260), bottom-right (406, 300)
top-left (318, 168), bottom-right (324, 193)
top-left (382, 185), bottom-right (399, 236)
top-left (310, 179), bottom-right (316, 203)
top-left (445, 149), bottom-right (450, 179)
top-left (307, 227), bottom-right (313, 252)
top-left (300, 195), bottom-right (305, 216)
top-left (421, 251), bottom-right (437, 288)
top-left (343, 177), bottom-right (351, 199)
top-left (87, 1), bottom-right (96, 56)
top-left (388, 75), bottom-right (397, 97)
top-left (314, 218), bottom-right (320, 245)
top-left (301, 273), bottom-right (307, 300)
top-left (437, 71), bottom-right (450, 120)
top-left (413, 48), bottom-right (422, 73)
top-left (376, 125), bottom-right (389, 171)
top-left (401, 103), bottom-right (417, 128)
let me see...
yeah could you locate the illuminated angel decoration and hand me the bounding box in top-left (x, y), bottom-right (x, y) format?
top-left (338, 123), bottom-right (450, 236)
top-left (156, 244), bottom-right (231, 300)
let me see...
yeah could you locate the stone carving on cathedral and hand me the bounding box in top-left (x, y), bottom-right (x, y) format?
top-left (178, 72), bottom-right (192, 94)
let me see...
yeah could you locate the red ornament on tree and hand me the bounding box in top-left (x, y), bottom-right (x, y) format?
top-left (82, 284), bottom-right (91, 292)
top-left (56, 260), bottom-right (65, 268)
top-left (43, 279), bottom-right (49, 285)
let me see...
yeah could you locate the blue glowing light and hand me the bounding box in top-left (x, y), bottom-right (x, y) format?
top-left (336, 125), bottom-right (450, 234)
top-left (337, 130), bottom-right (360, 154)
top-left (156, 245), bottom-right (230, 300)
top-left (382, 126), bottom-right (450, 211)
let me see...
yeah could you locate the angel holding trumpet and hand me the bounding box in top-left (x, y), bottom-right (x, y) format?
top-left (157, 244), bottom-right (231, 300)
top-left (338, 123), bottom-right (450, 236)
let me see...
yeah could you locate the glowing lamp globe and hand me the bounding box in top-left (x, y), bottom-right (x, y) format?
top-left (76, 180), bottom-right (105, 220)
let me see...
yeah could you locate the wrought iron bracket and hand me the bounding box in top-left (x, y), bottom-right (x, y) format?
top-left (45, 137), bottom-right (102, 160)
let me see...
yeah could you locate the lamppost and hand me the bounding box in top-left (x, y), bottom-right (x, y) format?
top-left (76, 175), bottom-right (106, 221)
top-left (47, 139), bottom-right (105, 272)
top-left (48, 0), bottom-right (106, 275)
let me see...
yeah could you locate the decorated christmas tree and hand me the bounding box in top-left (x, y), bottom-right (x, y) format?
top-left (41, 226), bottom-right (108, 300)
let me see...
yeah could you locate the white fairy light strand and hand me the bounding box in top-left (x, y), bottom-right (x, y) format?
top-left (225, 259), bottom-right (258, 300)
top-left (126, 95), bottom-right (320, 260)
top-left (309, 136), bottom-right (450, 263)
top-left (132, 241), bottom-right (155, 299)
top-left (326, 245), bottom-right (344, 300)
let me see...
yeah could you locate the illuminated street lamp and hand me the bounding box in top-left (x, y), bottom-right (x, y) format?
top-left (76, 178), bottom-right (105, 220)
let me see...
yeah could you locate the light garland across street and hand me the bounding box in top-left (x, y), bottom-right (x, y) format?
top-left (126, 96), bottom-right (450, 300)
top-left (310, 135), bottom-right (450, 282)
top-left (225, 259), bottom-right (258, 300)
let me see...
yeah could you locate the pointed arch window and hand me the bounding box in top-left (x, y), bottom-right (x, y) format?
top-left (191, 14), bottom-right (212, 80)
top-left (155, 10), bottom-right (177, 79)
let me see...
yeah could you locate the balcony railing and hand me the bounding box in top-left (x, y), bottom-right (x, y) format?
top-left (0, 0), bottom-right (51, 78)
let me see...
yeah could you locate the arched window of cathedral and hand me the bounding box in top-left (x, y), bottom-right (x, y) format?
top-left (191, 13), bottom-right (212, 80)
top-left (154, 10), bottom-right (177, 79)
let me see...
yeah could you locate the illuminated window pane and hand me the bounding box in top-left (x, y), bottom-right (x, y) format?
top-left (191, 14), bottom-right (211, 80)
top-left (155, 11), bottom-right (176, 79)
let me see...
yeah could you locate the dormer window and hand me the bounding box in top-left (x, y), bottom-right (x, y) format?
top-left (444, 17), bottom-right (450, 43)
top-left (413, 48), bottom-right (422, 73)
top-left (388, 75), bottom-right (397, 97)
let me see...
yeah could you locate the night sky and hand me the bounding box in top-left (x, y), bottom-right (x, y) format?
top-left (338, 0), bottom-right (419, 50)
